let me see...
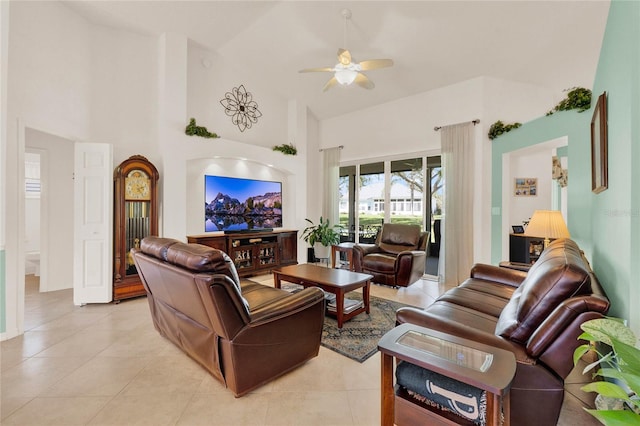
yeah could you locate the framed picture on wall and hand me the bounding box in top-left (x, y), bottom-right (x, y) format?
top-left (514, 178), bottom-right (537, 196)
top-left (591, 91), bottom-right (608, 194)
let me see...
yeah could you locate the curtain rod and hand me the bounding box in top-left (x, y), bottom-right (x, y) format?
top-left (434, 119), bottom-right (480, 131)
top-left (319, 145), bottom-right (344, 152)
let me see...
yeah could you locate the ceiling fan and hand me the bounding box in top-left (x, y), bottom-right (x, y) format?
top-left (299, 9), bottom-right (393, 92)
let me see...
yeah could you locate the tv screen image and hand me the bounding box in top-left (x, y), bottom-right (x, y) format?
top-left (204, 175), bottom-right (282, 232)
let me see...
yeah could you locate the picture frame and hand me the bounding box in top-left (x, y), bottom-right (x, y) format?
top-left (514, 178), bottom-right (537, 196)
top-left (591, 91), bottom-right (608, 194)
top-left (512, 225), bottom-right (525, 234)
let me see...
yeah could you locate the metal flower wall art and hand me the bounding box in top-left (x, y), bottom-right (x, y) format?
top-left (219, 85), bottom-right (262, 132)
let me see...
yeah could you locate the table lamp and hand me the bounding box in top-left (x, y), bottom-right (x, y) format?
top-left (525, 210), bottom-right (570, 248)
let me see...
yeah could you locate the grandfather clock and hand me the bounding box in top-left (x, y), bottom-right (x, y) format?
top-left (113, 155), bottom-right (159, 302)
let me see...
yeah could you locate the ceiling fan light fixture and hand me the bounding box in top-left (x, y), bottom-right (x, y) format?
top-left (298, 8), bottom-right (392, 92)
top-left (335, 68), bottom-right (358, 85)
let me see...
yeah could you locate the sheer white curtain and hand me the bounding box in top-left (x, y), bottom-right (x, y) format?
top-left (438, 123), bottom-right (475, 286)
top-left (322, 147), bottom-right (341, 226)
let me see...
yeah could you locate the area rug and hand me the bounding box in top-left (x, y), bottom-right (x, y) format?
top-left (282, 284), bottom-right (416, 363)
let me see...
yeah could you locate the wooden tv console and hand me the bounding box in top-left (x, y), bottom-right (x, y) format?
top-left (187, 229), bottom-right (298, 277)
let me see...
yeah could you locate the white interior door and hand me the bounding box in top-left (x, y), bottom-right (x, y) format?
top-left (73, 143), bottom-right (113, 305)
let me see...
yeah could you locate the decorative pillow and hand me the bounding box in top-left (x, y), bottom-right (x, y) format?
top-left (396, 361), bottom-right (488, 426)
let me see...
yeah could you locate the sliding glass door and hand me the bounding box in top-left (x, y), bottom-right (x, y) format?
top-left (355, 162), bottom-right (385, 243)
top-left (338, 155), bottom-right (441, 257)
top-left (390, 158), bottom-right (423, 227)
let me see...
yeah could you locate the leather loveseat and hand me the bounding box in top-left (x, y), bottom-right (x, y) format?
top-left (352, 223), bottom-right (429, 287)
top-left (393, 238), bottom-right (610, 426)
top-left (131, 237), bottom-right (325, 397)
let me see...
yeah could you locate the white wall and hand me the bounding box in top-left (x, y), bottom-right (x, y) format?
top-left (320, 77), bottom-right (484, 162)
top-left (509, 150), bottom-right (554, 225)
top-left (187, 43), bottom-right (289, 150)
top-left (90, 25), bottom-right (159, 164)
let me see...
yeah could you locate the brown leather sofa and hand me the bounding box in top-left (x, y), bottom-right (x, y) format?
top-left (352, 223), bottom-right (429, 287)
top-left (393, 238), bottom-right (610, 426)
top-left (131, 236), bottom-right (325, 397)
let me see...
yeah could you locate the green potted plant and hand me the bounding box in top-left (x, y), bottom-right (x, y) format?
top-left (574, 317), bottom-right (640, 425)
top-left (301, 217), bottom-right (341, 260)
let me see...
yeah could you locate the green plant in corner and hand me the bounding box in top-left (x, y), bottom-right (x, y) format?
top-left (573, 317), bottom-right (640, 425)
top-left (185, 118), bottom-right (220, 139)
top-left (488, 120), bottom-right (522, 140)
top-left (547, 87), bottom-right (592, 115)
top-left (272, 143), bottom-right (297, 156)
top-left (301, 217), bottom-right (341, 247)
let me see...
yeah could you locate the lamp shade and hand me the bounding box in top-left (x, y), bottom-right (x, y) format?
top-left (526, 210), bottom-right (570, 239)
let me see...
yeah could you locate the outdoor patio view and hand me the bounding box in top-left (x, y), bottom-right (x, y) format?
top-left (338, 156), bottom-right (442, 249)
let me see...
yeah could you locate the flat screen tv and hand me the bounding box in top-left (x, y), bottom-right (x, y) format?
top-left (204, 175), bottom-right (282, 232)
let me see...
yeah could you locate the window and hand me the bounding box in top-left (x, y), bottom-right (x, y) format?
top-left (390, 158), bottom-right (423, 227)
top-left (339, 155), bottom-right (441, 245)
top-left (25, 156), bottom-right (41, 199)
top-left (358, 162), bottom-right (385, 243)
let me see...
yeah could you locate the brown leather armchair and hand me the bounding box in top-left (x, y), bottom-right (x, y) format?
top-left (132, 237), bottom-right (325, 397)
top-left (352, 223), bottom-right (429, 287)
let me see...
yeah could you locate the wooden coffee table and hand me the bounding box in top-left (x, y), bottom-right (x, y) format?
top-left (273, 264), bottom-right (373, 328)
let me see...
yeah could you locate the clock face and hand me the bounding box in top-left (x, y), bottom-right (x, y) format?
top-left (125, 170), bottom-right (151, 200)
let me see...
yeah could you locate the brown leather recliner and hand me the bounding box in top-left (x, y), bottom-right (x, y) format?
top-left (352, 223), bottom-right (429, 287)
top-left (131, 237), bottom-right (325, 397)
top-left (393, 238), bottom-right (610, 426)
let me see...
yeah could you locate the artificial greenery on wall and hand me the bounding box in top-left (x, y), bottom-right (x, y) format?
top-left (272, 143), bottom-right (297, 156)
top-left (488, 120), bottom-right (522, 140)
top-left (546, 87), bottom-right (592, 115)
top-left (185, 118), bottom-right (220, 139)
top-left (489, 86), bottom-right (593, 140)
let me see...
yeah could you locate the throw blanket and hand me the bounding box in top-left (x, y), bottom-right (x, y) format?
top-left (395, 361), bottom-right (488, 425)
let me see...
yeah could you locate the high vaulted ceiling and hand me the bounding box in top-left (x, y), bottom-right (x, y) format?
top-left (63, 1), bottom-right (610, 120)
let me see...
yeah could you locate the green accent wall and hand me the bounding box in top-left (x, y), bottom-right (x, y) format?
top-left (0, 249), bottom-right (5, 333)
top-left (491, 111), bottom-right (590, 258)
top-left (491, 0), bottom-right (640, 324)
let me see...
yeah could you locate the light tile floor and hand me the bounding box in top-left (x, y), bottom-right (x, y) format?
top-left (1, 274), bottom-right (600, 425)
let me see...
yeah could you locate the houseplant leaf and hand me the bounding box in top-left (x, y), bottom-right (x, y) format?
top-left (596, 368), bottom-right (640, 403)
top-left (611, 338), bottom-right (640, 376)
top-left (581, 381), bottom-right (631, 402)
top-left (585, 409), bottom-right (640, 426)
top-left (581, 318), bottom-right (637, 346)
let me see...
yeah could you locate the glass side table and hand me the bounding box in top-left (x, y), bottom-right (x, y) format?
top-left (378, 323), bottom-right (516, 426)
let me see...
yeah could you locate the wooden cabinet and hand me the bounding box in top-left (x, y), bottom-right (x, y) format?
top-left (229, 236), bottom-right (278, 274)
top-left (509, 234), bottom-right (546, 265)
top-left (113, 155), bottom-right (159, 302)
top-left (277, 231), bottom-right (298, 266)
top-left (188, 230), bottom-right (298, 277)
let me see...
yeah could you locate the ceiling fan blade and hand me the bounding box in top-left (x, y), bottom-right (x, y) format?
top-left (354, 73), bottom-right (375, 90)
top-left (359, 59), bottom-right (394, 71)
top-left (299, 67), bottom-right (334, 73)
top-left (322, 76), bottom-right (339, 92)
top-left (337, 48), bottom-right (352, 65)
